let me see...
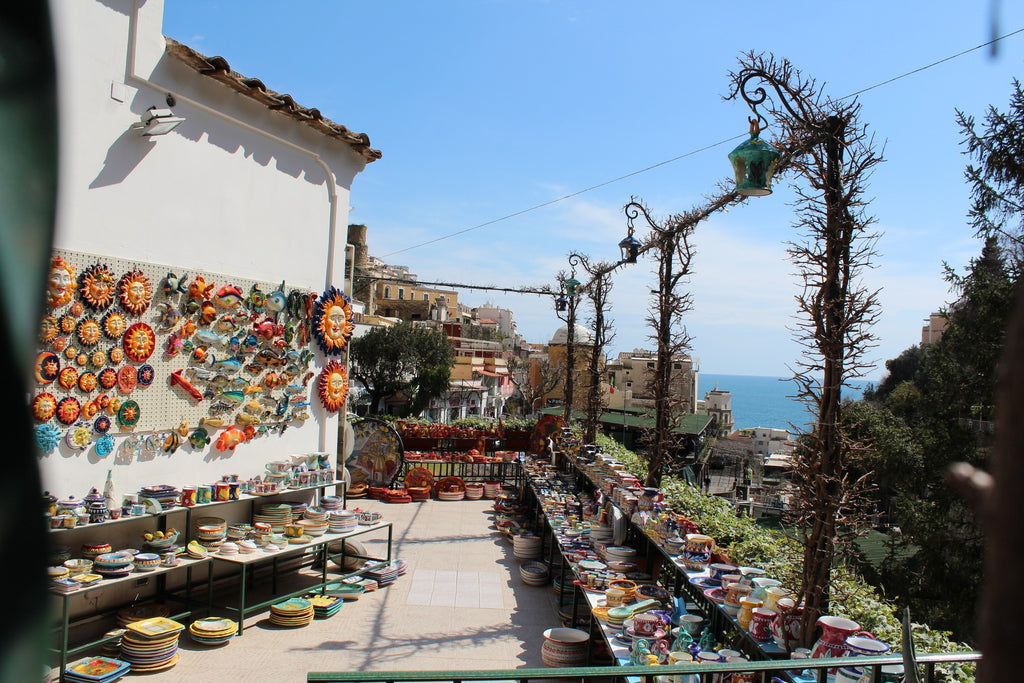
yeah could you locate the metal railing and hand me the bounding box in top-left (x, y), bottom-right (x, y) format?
top-left (309, 651), bottom-right (980, 683)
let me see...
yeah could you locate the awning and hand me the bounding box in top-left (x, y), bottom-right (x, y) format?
top-left (478, 370), bottom-right (506, 377)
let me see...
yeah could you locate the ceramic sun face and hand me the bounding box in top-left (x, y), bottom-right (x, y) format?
top-left (118, 269), bottom-right (153, 315)
top-left (35, 352), bottom-right (60, 384)
top-left (32, 393), bottom-right (57, 422)
top-left (317, 359), bottom-right (349, 412)
top-left (58, 366), bottom-right (79, 391)
top-left (98, 368), bottom-right (117, 389)
top-left (311, 287), bottom-right (354, 355)
top-left (56, 397), bottom-right (81, 425)
top-left (78, 264), bottom-right (117, 311)
top-left (117, 399), bottom-right (140, 429)
top-left (122, 322), bottom-right (156, 362)
top-left (102, 310), bottom-right (126, 339)
top-left (39, 316), bottom-right (58, 344)
top-left (46, 256), bottom-right (76, 308)
top-left (76, 317), bottom-right (102, 347)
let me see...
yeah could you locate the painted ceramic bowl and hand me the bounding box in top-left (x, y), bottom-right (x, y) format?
top-left (144, 531), bottom-right (180, 549)
top-left (63, 558), bottom-right (93, 576)
top-left (132, 553), bottom-right (161, 571)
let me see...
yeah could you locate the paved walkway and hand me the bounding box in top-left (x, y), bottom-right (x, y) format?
top-left (128, 497), bottom-right (559, 681)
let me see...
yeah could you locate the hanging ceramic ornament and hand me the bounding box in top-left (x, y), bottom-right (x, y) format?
top-left (117, 400), bottom-right (140, 429)
top-left (117, 269), bottom-right (153, 315)
top-left (317, 360), bottom-right (349, 412)
top-left (46, 256), bottom-right (76, 309)
top-left (95, 434), bottom-right (115, 458)
top-left (108, 346), bottom-right (125, 364)
top-left (101, 310), bottom-right (126, 339)
top-left (39, 316), bottom-right (59, 344)
top-left (76, 317), bottom-right (102, 347)
top-left (122, 322), bottom-right (156, 362)
top-left (35, 352), bottom-right (60, 384)
top-left (98, 368), bottom-right (117, 390)
top-left (188, 427), bottom-right (210, 449)
top-left (137, 364), bottom-right (155, 387)
top-left (78, 263), bottom-right (117, 311)
top-left (215, 284), bottom-right (243, 309)
top-left (188, 275), bottom-right (215, 301)
top-left (52, 336), bottom-right (67, 353)
top-left (90, 348), bottom-right (107, 368)
top-left (56, 397), bottom-right (81, 425)
top-left (58, 366), bottom-right (79, 391)
top-left (66, 424), bottom-right (92, 451)
top-left (32, 393), bottom-right (57, 422)
top-left (94, 415), bottom-right (112, 434)
top-left (75, 351), bottom-right (88, 367)
top-left (78, 372), bottom-right (98, 393)
top-left (266, 281), bottom-right (287, 320)
top-left (80, 400), bottom-right (98, 420)
top-left (117, 365), bottom-right (138, 394)
top-left (311, 287), bottom-right (353, 355)
top-left (35, 424), bottom-right (62, 454)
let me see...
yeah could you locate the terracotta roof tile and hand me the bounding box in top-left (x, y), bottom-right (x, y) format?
top-left (164, 38), bottom-right (380, 163)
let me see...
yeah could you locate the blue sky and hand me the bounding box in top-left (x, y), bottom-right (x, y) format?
top-left (162, 2), bottom-right (1024, 381)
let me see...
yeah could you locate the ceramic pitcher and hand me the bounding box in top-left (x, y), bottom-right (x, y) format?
top-left (811, 615), bottom-right (873, 672)
top-left (771, 598), bottom-right (803, 651)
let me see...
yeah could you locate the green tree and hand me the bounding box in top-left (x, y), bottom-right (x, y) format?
top-left (348, 322), bottom-right (454, 417)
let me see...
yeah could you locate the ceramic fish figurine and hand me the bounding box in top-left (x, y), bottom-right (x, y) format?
top-left (286, 290), bottom-right (307, 320)
top-left (162, 431), bottom-right (182, 454)
top-left (194, 329), bottom-right (224, 347)
top-left (188, 275), bottom-right (215, 301)
top-left (266, 281), bottom-right (287, 319)
top-left (186, 366), bottom-right (217, 381)
top-left (215, 314), bottom-right (242, 333)
top-left (169, 369), bottom-right (203, 401)
top-left (199, 417), bottom-right (226, 429)
top-left (162, 272), bottom-right (188, 298)
top-left (155, 302), bottom-right (182, 331)
top-left (217, 390), bottom-right (245, 404)
top-left (215, 284), bottom-right (244, 309)
top-left (214, 425), bottom-right (246, 452)
top-left (236, 413), bottom-right (261, 426)
top-left (207, 354), bottom-right (243, 374)
top-left (290, 402), bottom-right (310, 421)
top-left (199, 301), bottom-right (217, 325)
top-left (253, 317), bottom-right (283, 341)
top-left (188, 427), bottom-right (210, 449)
top-left (247, 284), bottom-right (266, 313)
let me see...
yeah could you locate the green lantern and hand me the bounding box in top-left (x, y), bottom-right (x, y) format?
top-left (728, 119), bottom-right (780, 197)
top-left (564, 275), bottom-right (580, 297)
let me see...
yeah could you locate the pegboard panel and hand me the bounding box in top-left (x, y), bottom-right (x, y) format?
top-left (31, 248), bottom-right (335, 459)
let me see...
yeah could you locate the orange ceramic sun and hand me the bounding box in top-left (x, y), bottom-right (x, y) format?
top-left (122, 322), bottom-right (156, 362)
top-left (56, 397), bottom-right (81, 425)
top-left (78, 263), bottom-right (117, 311)
top-left (58, 366), bottom-right (79, 391)
top-left (52, 337), bottom-right (67, 353)
top-left (46, 256), bottom-right (76, 309)
top-left (39, 316), bottom-right (58, 344)
top-left (117, 269), bottom-right (153, 315)
top-left (317, 360), bottom-right (349, 412)
top-left (90, 349), bottom-right (107, 368)
top-left (78, 372), bottom-right (98, 393)
top-left (76, 317), bottom-right (102, 347)
top-left (32, 393), bottom-right (57, 422)
top-left (101, 311), bottom-right (126, 339)
top-left (311, 287), bottom-right (354, 355)
top-left (109, 346), bottom-right (125, 364)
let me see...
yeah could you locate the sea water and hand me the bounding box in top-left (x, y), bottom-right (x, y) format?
top-left (699, 373), bottom-right (870, 432)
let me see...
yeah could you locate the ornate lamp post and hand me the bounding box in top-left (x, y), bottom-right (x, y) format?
top-left (554, 256), bottom-right (584, 423)
top-left (730, 62), bottom-right (854, 636)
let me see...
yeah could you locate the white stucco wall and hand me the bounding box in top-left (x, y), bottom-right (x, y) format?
top-left (42, 0), bottom-right (369, 498)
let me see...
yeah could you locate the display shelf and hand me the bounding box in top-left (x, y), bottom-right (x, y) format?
top-left (208, 520), bottom-right (393, 634)
top-left (49, 555), bottom-right (212, 683)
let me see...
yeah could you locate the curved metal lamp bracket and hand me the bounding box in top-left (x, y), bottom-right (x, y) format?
top-left (736, 68), bottom-right (829, 137)
top-left (624, 200), bottom-right (661, 235)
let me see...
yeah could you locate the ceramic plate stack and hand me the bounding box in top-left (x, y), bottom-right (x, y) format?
top-left (81, 543), bottom-right (111, 561)
top-left (540, 627), bottom-right (589, 667)
top-left (217, 542), bottom-right (239, 556)
top-left (186, 541), bottom-right (208, 559)
top-left (327, 510), bottom-right (358, 533)
top-left (364, 559), bottom-right (406, 587)
top-left (296, 518), bottom-right (328, 537)
top-left (435, 476), bottom-right (466, 501)
top-left (188, 617), bottom-right (238, 646)
top-left (138, 485), bottom-right (180, 511)
top-left (483, 481), bottom-right (502, 499)
top-left (288, 502), bottom-right (308, 522)
top-left (115, 604), bottom-right (170, 628)
top-left (407, 486), bottom-right (430, 501)
top-left (100, 629), bottom-right (125, 658)
top-left (269, 597), bottom-right (314, 628)
top-left (589, 524), bottom-right (614, 545)
top-left (192, 517), bottom-right (227, 548)
top-left (319, 495), bottom-right (344, 511)
top-left (237, 540), bottom-right (258, 554)
top-left (324, 582), bottom-right (366, 601)
top-left (253, 504), bottom-right (292, 533)
top-left (226, 524), bottom-right (252, 542)
top-left (303, 507), bottom-right (328, 523)
top-left (302, 593), bottom-right (343, 618)
top-left (513, 533), bottom-right (543, 560)
top-left (604, 545), bottom-right (637, 565)
top-left (93, 551), bottom-right (134, 578)
top-left (118, 617), bottom-right (184, 673)
top-left (63, 656), bottom-right (130, 683)
top-left (519, 560), bottom-right (550, 586)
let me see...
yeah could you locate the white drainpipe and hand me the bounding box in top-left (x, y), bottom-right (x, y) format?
top-left (127, 0), bottom-right (345, 452)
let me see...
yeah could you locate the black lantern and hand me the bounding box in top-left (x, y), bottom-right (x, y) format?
top-left (618, 228), bottom-right (642, 264)
top-left (554, 294), bottom-right (568, 312)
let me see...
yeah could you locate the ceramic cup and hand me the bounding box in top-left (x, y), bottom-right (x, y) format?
top-left (197, 485), bottom-right (213, 504)
top-left (678, 614), bottom-right (703, 635)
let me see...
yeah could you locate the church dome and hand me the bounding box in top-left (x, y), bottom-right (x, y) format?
top-left (550, 323), bottom-right (593, 345)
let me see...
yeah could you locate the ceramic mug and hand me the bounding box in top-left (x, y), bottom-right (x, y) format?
top-left (197, 485), bottom-right (213, 504)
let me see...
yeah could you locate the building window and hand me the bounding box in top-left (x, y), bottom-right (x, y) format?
top-left (383, 286), bottom-right (391, 299)
top-left (423, 293), bottom-right (429, 301)
top-left (647, 362), bottom-right (655, 369)
top-left (398, 288), bottom-right (405, 300)
top-left (626, 382), bottom-right (632, 388)
top-left (674, 363), bottom-right (682, 370)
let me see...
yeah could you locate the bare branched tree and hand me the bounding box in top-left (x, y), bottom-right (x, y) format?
top-left (729, 52), bottom-right (883, 643)
top-left (574, 253), bottom-right (617, 443)
top-left (507, 354), bottom-right (559, 416)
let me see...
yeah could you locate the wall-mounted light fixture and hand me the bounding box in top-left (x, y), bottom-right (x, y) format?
top-left (132, 107), bottom-right (185, 136)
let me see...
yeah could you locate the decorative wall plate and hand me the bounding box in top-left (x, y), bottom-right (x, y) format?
top-left (117, 269), bottom-right (154, 315)
top-left (58, 366), bottom-right (79, 391)
top-left (66, 424), bottom-right (92, 451)
top-left (78, 372), bottom-right (98, 393)
top-left (56, 397), bottom-right (82, 425)
top-left (101, 310), bottom-right (126, 339)
top-left (52, 336), bottom-right (67, 353)
top-left (35, 424), bottom-right (62, 454)
top-left (95, 434), bottom-right (115, 457)
top-left (70, 301), bottom-right (84, 317)
top-left (311, 286), bottom-right (354, 355)
top-left (94, 415), bottom-right (111, 434)
top-left (117, 400), bottom-right (140, 428)
top-left (76, 317), bottom-right (101, 346)
top-left (317, 360), bottom-right (348, 412)
top-left (39, 316), bottom-right (58, 344)
top-left (117, 365), bottom-right (138, 393)
top-left (78, 263), bottom-right (117, 310)
top-left (98, 368), bottom-right (117, 389)
top-left (32, 393), bottom-right (57, 422)
top-left (137, 364), bottom-right (155, 387)
top-left (122, 322), bottom-right (156, 362)
top-left (35, 352), bottom-right (60, 384)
